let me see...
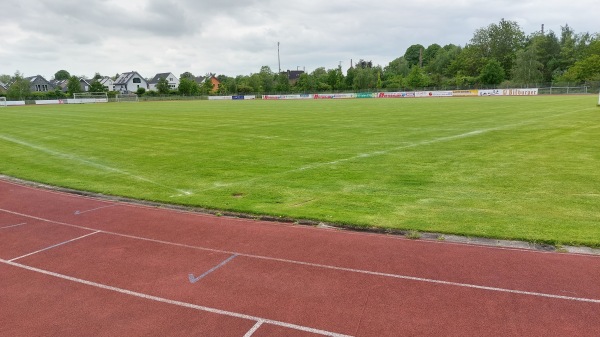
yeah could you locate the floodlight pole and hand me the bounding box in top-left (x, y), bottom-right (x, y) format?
top-left (278, 42), bottom-right (281, 74)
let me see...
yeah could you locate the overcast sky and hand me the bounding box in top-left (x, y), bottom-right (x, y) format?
top-left (2, 0), bottom-right (598, 80)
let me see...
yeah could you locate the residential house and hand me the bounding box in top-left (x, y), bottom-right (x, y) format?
top-left (50, 79), bottom-right (68, 93)
top-left (0, 81), bottom-right (7, 94)
top-left (113, 71), bottom-right (148, 93)
top-left (98, 77), bottom-right (114, 92)
top-left (286, 70), bottom-right (305, 85)
top-left (26, 75), bottom-right (55, 92)
top-left (79, 78), bottom-right (91, 92)
top-left (148, 72), bottom-right (179, 92)
top-left (50, 78), bottom-right (91, 93)
top-left (194, 74), bottom-right (221, 93)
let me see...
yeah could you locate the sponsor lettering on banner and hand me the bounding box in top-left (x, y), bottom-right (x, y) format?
top-left (378, 92), bottom-right (415, 98)
top-left (313, 93), bottom-right (356, 99)
top-left (452, 90), bottom-right (478, 97)
top-left (415, 91), bottom-right (454, 97)
top-left (357, 93), bottom-right (375, 98)
top-left (502, 89), bottom-right (539, 96)
top-left (478, 89), bottom-right (503, 96)
top-left (263, 94), bottom-right (312, 100)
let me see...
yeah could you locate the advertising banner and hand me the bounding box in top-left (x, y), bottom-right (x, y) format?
top-left (262, 94), bottom-right (311, 100)
top-left (478, 89), bottom-right (503, 96)
top-left (501, 88), bottom-right (539, 96)
top-left (415, 91), bottom-right (453, 98)
top-left (208, 96), bottom-right (233, 100)
top-left (452, 90), bottom-right (478, 97)
top-left (377, 92), bottom-right (415, 98)
top-left (35, 100), bottom-right (65, 105)
top-left (356, 93), bottom-right (376, 98)
top-left (313, 93), bottom-right (356, 99)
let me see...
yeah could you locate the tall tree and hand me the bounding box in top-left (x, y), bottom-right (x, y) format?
top-left (67, 76), bottom-right (82, 94)
top-left (180, 72), bottom-right (195, 80)
top-left (156, 77), bottom-right (170, 94)
top-left (89, 80), bottom-right (106, 92)
top-left (512, 45), bottom-right (543, 85)
top-left (54, 70), bottom-right (71, 81)
top-left (178, 78), bottom-right (200, 96)
top-left (6, 71), bottom-right (31, 100)
top-left (469, 18), bottom-right (525, 78)
top-left (404, 44), bottom-right (425, 67)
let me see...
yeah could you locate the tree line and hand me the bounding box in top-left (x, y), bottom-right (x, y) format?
top-left (2, 19), bottom-right (599, 100)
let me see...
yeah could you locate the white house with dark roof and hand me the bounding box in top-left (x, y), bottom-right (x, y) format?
top-left (0, 81), bottom-right (7, 93)
top-left (98, 77), bottom-right (114, 92)
top-left (114, 71), bottom-right (148, 93)
top-left (148, 72), bottom-right (179, 92)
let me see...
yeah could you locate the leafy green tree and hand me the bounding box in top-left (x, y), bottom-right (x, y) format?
top-left (258, 66), bottom-right (274, 93)
top-left (384, 57), bottom-right (410, 77)
top-left (528, 31), bottom-right (561, 82)
top-left (448, 45), bottom-right (487, 77)
top-left (511, 45), bottom-right (543, 85)
top-left (54, 70), bottom-right (71, 81)
top-left (180, 72), bottom-right (195, 80)
top-left (89, 80), bottom-right (106, 92)
top-left (92, 73), bottom-right (103, 81)
top-left (561, 55), bottom-right (600, 81)
top-left (136, 87), bottom-right (146, 95)
top-left (275, 73), bottom-right (290, 92)
top-left (469, 18), bottom-right (525, 78)
top-left (404, 44), bottom-right (425, 67)
top-left (178, 78), bottom-right (200, 96)
top-left (423, 44), bottom-right (442, 66)
top-left (326, 67), bottom-right (344, 90)
top-left (67, 76), bottom-right (82, 95)
top-left (479, 59), bottom-right (506, 85)
top-left (6, 71), bottom-right (30, 100)
top-left (157, 77), bottom-right (170, 95)
top-left (404, 66), bottom-right (428, 89)
top-left (0, 74), bottom-right (11, 84)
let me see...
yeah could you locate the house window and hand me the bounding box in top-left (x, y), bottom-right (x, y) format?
top-left (133, 78), bottom-right (141, 83)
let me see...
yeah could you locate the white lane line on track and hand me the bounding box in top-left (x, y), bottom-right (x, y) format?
top-left (0, 222), bottom-right (27, 229)
top-left (9, 231), bottom-right (101, 262)
top-left (0, 259), bottom-right (352, 337)
top-left (1, 208), bottom-right (600, 304)
top-left (74, 204), bottom-right (118, 215)
top-left (243, 321), bottom-right (264, 337)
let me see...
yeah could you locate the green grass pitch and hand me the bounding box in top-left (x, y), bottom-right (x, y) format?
top-left (1, 96), bottom-right (599, 246)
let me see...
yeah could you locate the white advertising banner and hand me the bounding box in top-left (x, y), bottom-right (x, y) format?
top-left (263, 94), bottom-right (312, 100)
top-left (501, 88), bottom-right (539, 96)
top-left (208, 96), bottom-right (233, 100)
top-left (313, 93), bottom-right (356, 99)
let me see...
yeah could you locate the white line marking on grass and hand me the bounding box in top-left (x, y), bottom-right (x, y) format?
top-left (0, 134), bottom-right (193, 196)
top-left (2, 208), bottom-right (599, 304)
top-left (0, 259), bottom-right (353, 337)
top-left (9, 231), bottom-right (100, 262)
top-left (1, 223), bottom-right (27, 229)
top-left (243, 321), bottom-right (264, 337)
top-left (74, 204), bottom-right (118, 215)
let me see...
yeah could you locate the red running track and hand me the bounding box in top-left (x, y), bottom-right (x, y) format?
top-left (1, 178), bottom-right (599, 336)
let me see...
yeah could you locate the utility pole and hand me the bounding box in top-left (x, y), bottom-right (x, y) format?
top-left (277, 42), bottom-right (281, 74)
